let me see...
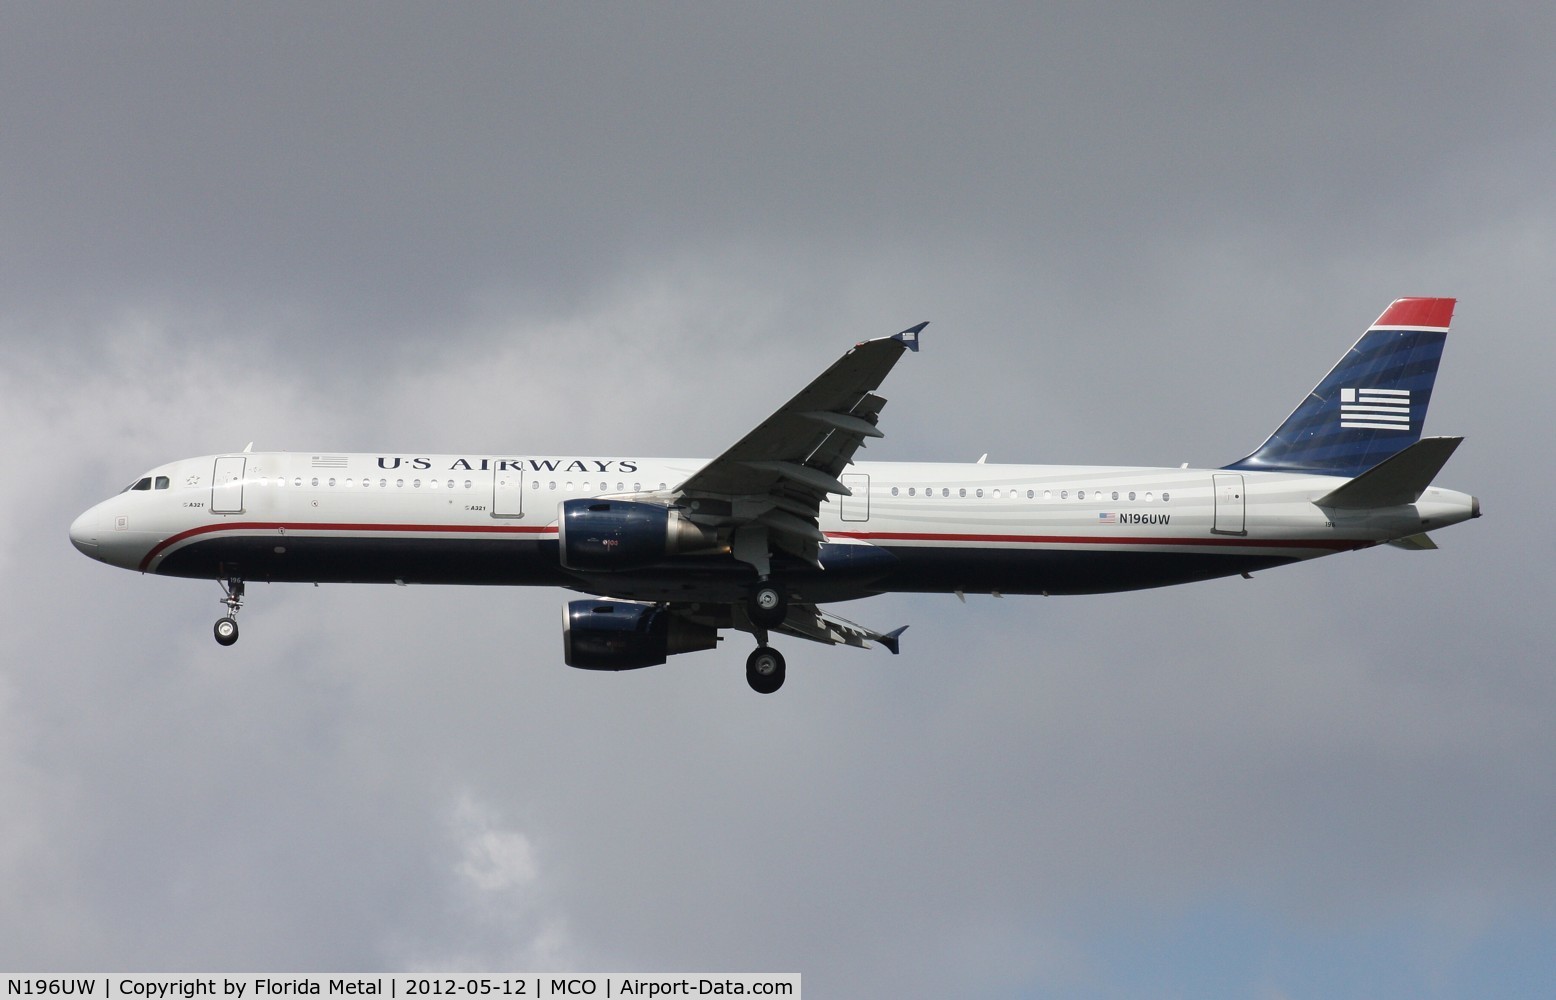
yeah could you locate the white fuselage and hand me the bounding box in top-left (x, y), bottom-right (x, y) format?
top-left (69, 451), bottom-right (1479, 602)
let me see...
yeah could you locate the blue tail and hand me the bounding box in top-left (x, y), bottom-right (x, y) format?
top-left (1225, 298), bottom-right (1455, 478)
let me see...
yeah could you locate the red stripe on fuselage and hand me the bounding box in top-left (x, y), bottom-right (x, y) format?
top-left (141, 520), bottom-right (1361, 574)
top-left (828, 530), bottom-right (1359, 550)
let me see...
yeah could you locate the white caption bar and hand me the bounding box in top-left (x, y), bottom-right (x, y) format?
top-left (4, 977), bottom-right (800, 1000)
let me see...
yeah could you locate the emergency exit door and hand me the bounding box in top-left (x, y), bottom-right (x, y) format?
top-left (492, 462), bottom-right (526, 517)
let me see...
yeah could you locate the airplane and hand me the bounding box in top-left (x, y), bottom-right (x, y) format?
top-left (70, 297), bottom-right (1480, 693)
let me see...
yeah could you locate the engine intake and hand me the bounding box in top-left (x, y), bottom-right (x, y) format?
top-left (558, 498), bottom-right (720, 571)
top-left (562, 599), bottom-right (719, 670)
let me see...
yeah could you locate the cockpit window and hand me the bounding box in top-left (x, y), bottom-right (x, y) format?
top-left (155, 476), bottom-right (170, 490)
top-left (124, 477), bottom-right (154, 492)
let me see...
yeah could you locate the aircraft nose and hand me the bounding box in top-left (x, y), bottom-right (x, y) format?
top-left (69, 508), bottom-right (100, 555)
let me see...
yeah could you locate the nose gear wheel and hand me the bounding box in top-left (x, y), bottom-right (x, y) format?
top-left (214, 577), bottom-right (245, 646)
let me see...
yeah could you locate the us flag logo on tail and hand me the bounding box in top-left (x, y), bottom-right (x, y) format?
top-left (1340, 387), bottom-right (1411, 431)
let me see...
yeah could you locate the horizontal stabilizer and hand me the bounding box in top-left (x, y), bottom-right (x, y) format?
top-left (1387, 532), bottom-right (1440, 550)
top-left (1316, 436), bottom-right (1463, 509)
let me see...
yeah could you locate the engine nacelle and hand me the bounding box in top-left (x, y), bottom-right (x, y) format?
top-left (562, 599), bottom-right (719, 670)
top-left (557, 498), bottom-right (720, 571)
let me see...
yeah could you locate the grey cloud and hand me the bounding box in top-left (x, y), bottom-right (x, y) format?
top-left (3, 4), bottom-right (1553, 996)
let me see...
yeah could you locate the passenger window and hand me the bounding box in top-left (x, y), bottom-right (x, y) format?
top-left (1162, 492), bottom-right (1171, 502)
top-left (891, 487), bottom-right (899, 496)
top-left (976, 489), bottom-right (984, 498)
top-left (908, 488), bottom-right (916, 497)
top-left (312, 478), bottom-right (320, 487)
top-left (1078, 490), bottom-right (1086, 500)
top-left (412, 479), bottom-right (421, 488)
top-left (1112, 491), bottom-right (1119, 501)
top-left (328, 478), bottom-right (337, 487)
top-left (1128, 491), bottom-right (1136, 501)
top-left (464, 480), bottom-right (473, 489)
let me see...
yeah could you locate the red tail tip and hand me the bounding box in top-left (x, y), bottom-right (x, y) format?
top-left (1374, 297), bottom-right (1456, 329)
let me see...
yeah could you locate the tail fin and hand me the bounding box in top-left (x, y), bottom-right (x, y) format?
top-left (1225, 298), bottom-right (1454, 477)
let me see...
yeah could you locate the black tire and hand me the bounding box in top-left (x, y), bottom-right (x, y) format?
top-left (747, 582), bottom-right (788, 628)
top-left (214, 617), bottom-right (239, 646)
top-left (745, 646), bottom-right (786, 694)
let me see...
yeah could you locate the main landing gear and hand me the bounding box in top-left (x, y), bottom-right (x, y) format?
top-left (746, 579), bottom-right (787, 628)
top-left (744, 579), bottom-right (789, 693)
top-left (214, 576), bottom-right (244, 646)
top-left (745, 643), bottom-right (786, 695)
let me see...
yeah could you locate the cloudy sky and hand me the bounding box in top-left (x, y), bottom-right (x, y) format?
top-left (4, 3), bottom-right (1553, 995)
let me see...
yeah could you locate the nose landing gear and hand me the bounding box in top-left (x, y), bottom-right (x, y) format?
top-left (214, 577), bottom-right (244, 646)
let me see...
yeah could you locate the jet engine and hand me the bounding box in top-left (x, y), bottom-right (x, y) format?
top-left (557, 498), bottom-right (720, 571)
top-left (562, 599), bottom-right (719, 670)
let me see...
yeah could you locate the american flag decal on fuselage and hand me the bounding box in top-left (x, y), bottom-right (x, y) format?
top-left (1340, 387), bottom-right (1411, 431)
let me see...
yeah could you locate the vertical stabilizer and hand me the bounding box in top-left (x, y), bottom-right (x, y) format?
top-left (1225, 298), bottom-right (1454, 478)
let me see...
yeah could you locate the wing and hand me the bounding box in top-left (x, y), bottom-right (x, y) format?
top-left (672, 322), bottom-right (925, 570)
top-left (772, 603), bottom-right (908, 654)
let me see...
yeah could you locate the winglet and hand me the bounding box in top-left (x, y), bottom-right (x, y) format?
top-left (878, 625), bottom-right (909, 655)
top-left (892, 322), bottom-right (928, 352)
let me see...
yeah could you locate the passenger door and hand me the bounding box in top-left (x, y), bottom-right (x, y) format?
top-left (1211, 473), bottom-right (1246, 535)
top-left (211, 456), bottom-right (246, 514)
